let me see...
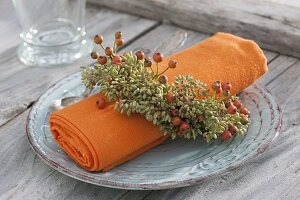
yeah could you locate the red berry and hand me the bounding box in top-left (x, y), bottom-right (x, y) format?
top-left (94, 35), bottom-right (103, 44)
top-left (105, 47), bottom-right (113, 56)
top-left (159, 75), bottom-right (168, 84)
top-left (240, 107), bottom-right (250, 115)
top-left (240, 116), bottom-right (250, 125)
top-left (212, 81), bottom-right (222, 94)
top-left (212, 81), bottom-right (221, 90)
top-left (135, 50), bottom-right (145, 60)
top-left (115, 31), bottom-right (122, 39)
top-left (115, 38), bottom-right (124, 46)
top-left (228, 125), bottom-right (238, 135)
top-left (233, 99), bottom-right (242, 109)
top-left (225, 101), bottom-right (233, 108)
top-left (171, 117), bottom-right (182, 126)
top-left (153, 52), bottom-right (163, 63)
top-left (97, 56), bottom-right (107, 65)
top-left (144, 59), bottom-right (152, 68)
top-left (221, 82), bottom-right (232, 91)
top-left (168, 60), bottom-right (177, 68)
top-left (166, 92), bottom-right (174, 103)
top-left (221, 130), bottom-right (232, 140)
top-left (216, 87), bottom-right (222, 94)
top-left (179, 122), bottom-right (190, 134)
top-left (222, 89), bottom-right (230, 97)
top-left (228, 105), bottom-right (237, 115)
top-left (96, 98), bottom-right (106, 109)
top-left (112, 55), bottom-right (122, 65)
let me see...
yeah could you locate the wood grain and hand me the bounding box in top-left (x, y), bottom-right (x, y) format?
top-left (88, 0), bottom-right (300, 57)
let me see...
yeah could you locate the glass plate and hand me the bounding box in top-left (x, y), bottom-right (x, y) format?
top-left (26, 72), bottom-right (281, 190)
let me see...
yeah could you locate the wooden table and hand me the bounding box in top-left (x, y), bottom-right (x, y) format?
top-left (1, 1), bottom-right (300, 200)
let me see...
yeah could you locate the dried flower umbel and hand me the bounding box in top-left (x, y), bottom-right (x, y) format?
top-left (82, 32), bottom-right (250, 142)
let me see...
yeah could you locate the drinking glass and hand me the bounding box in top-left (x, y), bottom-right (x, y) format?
top-left (12, 0), bottom-right (93, 66)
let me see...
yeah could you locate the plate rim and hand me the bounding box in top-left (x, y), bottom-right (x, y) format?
top-left (26, 72), bottom-right (282, 190)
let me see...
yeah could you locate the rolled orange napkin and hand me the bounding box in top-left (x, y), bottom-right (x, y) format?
top-left (50, 94), bottom-right (167, 172)
top-left (49, 33), bottom-right (267, 172)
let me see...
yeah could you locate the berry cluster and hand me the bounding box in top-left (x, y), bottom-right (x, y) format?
top-left (82, 32), bottom-right (250, 141)
top-left (211, 81), bottom-right (250, 140)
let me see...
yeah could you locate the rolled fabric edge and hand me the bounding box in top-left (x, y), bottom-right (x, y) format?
top-left (50, 113), bottom-right (168, 172)
top-left (50, 114), bottom-right (101, 171)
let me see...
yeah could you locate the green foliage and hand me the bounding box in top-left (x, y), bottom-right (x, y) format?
top-left (81, 52), bottom-right (250, 141)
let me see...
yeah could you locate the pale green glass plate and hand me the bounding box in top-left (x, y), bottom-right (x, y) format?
top-left (26, 72), bottom-right (281, 190)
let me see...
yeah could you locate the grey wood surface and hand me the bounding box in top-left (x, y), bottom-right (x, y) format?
top-left (88, 0), bottom-right (300, 58)
top-left (1, 1), bottom-right (300, 200)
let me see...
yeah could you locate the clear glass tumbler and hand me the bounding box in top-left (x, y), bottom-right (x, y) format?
top-left (12, 0), bottom-right (93, 66)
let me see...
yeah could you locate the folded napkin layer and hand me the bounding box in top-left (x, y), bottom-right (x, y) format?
top-left (164, 32), bottom-right (268, 95)
top-left (49, 33), bottom-right (268, 172)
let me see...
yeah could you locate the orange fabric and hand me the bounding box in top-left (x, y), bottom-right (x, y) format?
top-left (164, 32), bottom-right (268, 95)
top-left (49, 32), bottom-right (267, 172)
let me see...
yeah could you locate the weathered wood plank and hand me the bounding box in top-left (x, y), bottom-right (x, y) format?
top-left (271, 0), bottom-right (300, 8)
top-left (88, 0), bottom-right (300, 57)
top-left (121, 25), bottom-right (209, 56)
top-left (119, 25), bottom-right (278, 63)
top-left (263, 50), bottom-right (279, 64)
top-left (0, 8), bottom-right (158, 127)
top-left (258, 55), bottom-right (297, 86)
top-left (119, 191), bottom-right (151, 200)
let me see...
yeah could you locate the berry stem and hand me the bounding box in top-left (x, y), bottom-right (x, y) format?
top-left (114, 46), bottom-right (119, 54)
top-left (100, 43), bottom-right (106, 51)
top-left (157, 66), bottom-right (170, 76)
top-left (212, 90), bottom-right (216, 100)
top-left (150, 66), bottom-right (154, 73)
top-left (156, 62), bottom-right (159, 75)
top-left (113, 41), bottom-right (116, 53)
